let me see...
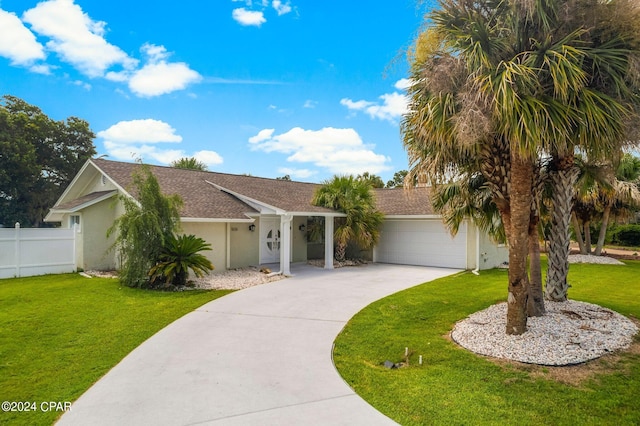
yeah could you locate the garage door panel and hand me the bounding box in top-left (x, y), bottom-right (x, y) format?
top-left (376, 220), bottom-right (466, 269)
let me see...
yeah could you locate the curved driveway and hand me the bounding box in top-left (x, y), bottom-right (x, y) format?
top-left (58, 264), bottom-right (458, 425)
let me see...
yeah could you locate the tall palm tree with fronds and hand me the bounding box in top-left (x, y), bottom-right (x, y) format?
top-left (312, 176), bottom-right (384, 262)
top-left (403, 0), bottom-right (640, 334)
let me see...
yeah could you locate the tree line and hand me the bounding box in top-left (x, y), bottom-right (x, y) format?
top-left (0, 95), bottom-right (95, 227)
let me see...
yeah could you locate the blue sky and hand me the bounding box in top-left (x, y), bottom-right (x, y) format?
top-left (0, 0), bottom-right (434, 182)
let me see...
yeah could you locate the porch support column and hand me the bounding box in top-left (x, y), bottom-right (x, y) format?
top-left (280, 214), bottom-right (293, 276)
top-left (324, 216), bottom-right (334, 269)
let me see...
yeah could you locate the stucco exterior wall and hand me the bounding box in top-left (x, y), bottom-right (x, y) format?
top-left (466, 222), bottom-right (477, 270)
top-left (291, 216), bottom-right (308, 263)
top-left (81, 198), bottom-right (118, 270)
top-left (479, 231), bottom-right (508, 270)
top-left (229, 222), bottom-right (259, 269)
top-left (180, 222), bottom-right (228, 272)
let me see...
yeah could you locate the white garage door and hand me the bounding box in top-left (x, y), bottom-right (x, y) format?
top-left (375, 220), bottom-right (467, 268)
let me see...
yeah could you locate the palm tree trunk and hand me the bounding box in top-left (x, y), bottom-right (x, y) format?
top-left (335, 242), bottom-right (346, 261)
top-left (572, 212), bottom-right (587, 254)
top-left (506, 153), bottom-right (531, 335)
top-left (545, 162), bottom-right (579, 302)
top-left (594, 204), bottom-right (611, 256)
top-left (527, 216), bottom-right (545, 317)
top-left (585, 221), bottom-right (592, 254)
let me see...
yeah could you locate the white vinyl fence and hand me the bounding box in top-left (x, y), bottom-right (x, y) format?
top-left (0, 223), bottom-right (77, 279)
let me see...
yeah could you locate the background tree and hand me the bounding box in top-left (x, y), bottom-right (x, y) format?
top-left (0, 95), bottom-right (95, 227)
top-left (170, 157), bottom-right (208, 171)
top-left (276, 174), bottom-right (291, 181)
top-left (385, 170), bottom-right (408, 188)
top-left (356, 172), bottom-right (385, 188)
top-left (572, 153), bottom-right (640, 254)
top-left (108, 165), bottom-right (183, 288)
top-left (312, 175), bottom-right (384, 261)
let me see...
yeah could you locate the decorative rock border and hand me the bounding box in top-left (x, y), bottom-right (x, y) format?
top-left (451, 300), bottom-right (638, 366)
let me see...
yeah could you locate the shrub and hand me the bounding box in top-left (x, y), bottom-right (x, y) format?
top-left (149, 234), bottom-right (214, 287)
top-left (107, 165), bottom-right (182, 288)
top-left (609, 224), bottom-right (640, 247)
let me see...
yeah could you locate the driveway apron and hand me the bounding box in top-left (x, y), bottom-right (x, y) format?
top-left (57, 264), bottom-right (459, 425)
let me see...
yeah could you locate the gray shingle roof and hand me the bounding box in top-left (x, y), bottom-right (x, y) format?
top-left (373, 187), bottom-right (434, 215)
top-left (91, 159), bottom-right (337, 219)
top-left (58, 159), bottom-right (435, 219)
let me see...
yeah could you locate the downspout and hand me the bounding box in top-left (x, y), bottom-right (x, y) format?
top-left (472, 223), bottom-right (480, 275)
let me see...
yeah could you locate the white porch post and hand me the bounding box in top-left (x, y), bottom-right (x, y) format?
top-left (324, 216), bottom-right (334, 269)
top-left (280, 214), bottom-right (293, 275)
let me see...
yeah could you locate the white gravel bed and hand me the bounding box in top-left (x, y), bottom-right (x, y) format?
top-left (191, 266), bottom-right (286, 290)
top-left (568, 254), bottom-right (624, 265)
top-left (451, 300), bottom-right (638, 366)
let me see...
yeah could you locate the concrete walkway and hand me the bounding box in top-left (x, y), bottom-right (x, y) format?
top-left (58, 264), bottom-right (458, 425)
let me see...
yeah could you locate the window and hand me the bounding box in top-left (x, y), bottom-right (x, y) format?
top-left (70, 215), bottom-right (81, 232)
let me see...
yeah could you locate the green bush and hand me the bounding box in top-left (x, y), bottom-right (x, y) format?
top-left (609, 224), bottom-right (640, 246)
top-left (149, 234), bottom-right (214, 287)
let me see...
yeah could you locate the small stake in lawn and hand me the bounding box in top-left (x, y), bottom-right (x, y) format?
top-left (419, 355), bottom-right (423, 365)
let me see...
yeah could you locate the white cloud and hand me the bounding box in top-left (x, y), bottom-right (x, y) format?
top-left (278, 167), bottom-right (315, 179)
top-left (128, 61), bottom-right (202, 97)
top-left (73, 80), bottom-right (91, 90)
top-left (0, 9), bottom-right (46, 66)
top-left (249, 128), bottom-right (275, 143)
top-left (394, 78), bottom-right (412, 90)
top-left (303, 100), bottom-right (317, 108)
top-left (248, 127), bottom-right (391, 175)
top-left (98, 119), bottom-right (223, 166)
top-left (193, 150), bottom-right (224, 166)
top-left (341, 79), bottom-right (410, 123)
top-left (97, 119), bottom-right (183, 144)
top-left (272, 0), bottom-right (292, 15)
top-left (22, 0), bottom-right (137, 78)
top-left (232, 8), bottom-right (266, 26)
top-left (29, 64), bottom-right (52, 74)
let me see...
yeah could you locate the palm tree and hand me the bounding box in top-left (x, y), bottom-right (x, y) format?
top-left (312, 176), bottom-right (384, 261)
top-left (149, 234), bottom-right (214, 287)
top-left (170, 157), bottom-right (208, 171)
top-left (573, 153), bottom-right (640, 255)
top-left (544, 0), bottom-right (640, 301)
top-left (404, 0), bottom-right (640, 333)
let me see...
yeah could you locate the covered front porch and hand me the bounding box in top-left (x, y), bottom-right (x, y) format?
top-left (254, 213), bottom-right (343, 276)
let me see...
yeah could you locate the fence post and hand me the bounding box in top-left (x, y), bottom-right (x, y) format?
top-left (15, 222), bottom-right (20, 278)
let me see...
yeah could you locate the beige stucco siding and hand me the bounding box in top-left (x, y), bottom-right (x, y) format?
top-left (466, 222), bottom-right (477, 270)
top-left (479, 231), bottom-right (508, 269)
top-left (81, 198), bottom-right (118, 270)
top-left (180, 222), bottom-right (228, 272)
top-left (291, 216), bottom-right (308, 263)
top-left (229, 222), bottom-right (259, 269)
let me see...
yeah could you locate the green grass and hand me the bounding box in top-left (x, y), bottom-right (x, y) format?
top-left (0, 274), bottom-right (231, 426)
top-left (334, 260), bottom-right (640, 426)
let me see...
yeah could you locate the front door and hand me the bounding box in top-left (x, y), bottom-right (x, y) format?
top-left (260, 217), bottom-right (281, 264)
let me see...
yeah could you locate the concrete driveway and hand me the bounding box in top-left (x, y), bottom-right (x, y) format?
top-left (57, 263), bottom-right (459, 425)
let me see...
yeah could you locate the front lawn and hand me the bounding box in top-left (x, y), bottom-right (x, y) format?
top-left (334, 260), bottom-right (640, 426)
top-left (0, 274), bottom-right (231, 426)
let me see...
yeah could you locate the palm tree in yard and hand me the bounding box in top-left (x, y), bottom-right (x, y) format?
top-left (404, 0), bottom-right (640, 334)
top-left (573, 153), bottom-right (640, 255)
top-left (543, 1), bottom-right (640, 301)
top-left (312, 175), bottom-right (384, 262)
